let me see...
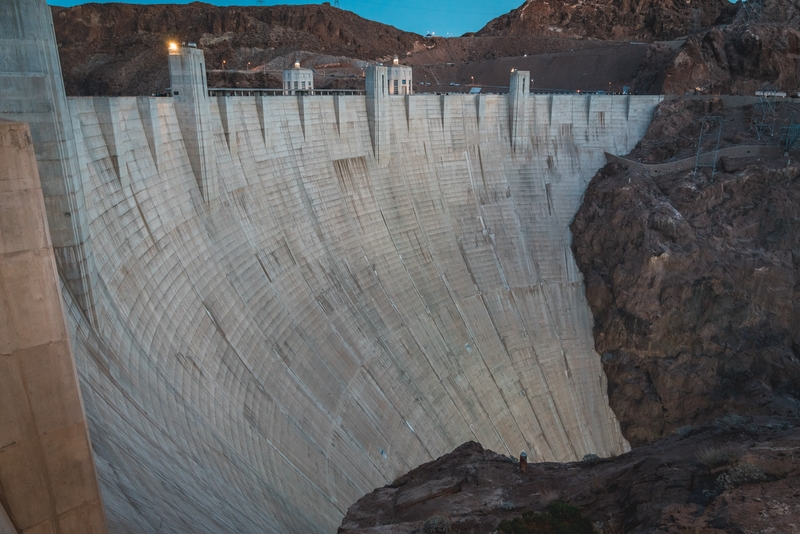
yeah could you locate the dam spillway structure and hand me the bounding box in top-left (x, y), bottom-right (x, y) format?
top-left (0, 2), bottom-right (663, 532)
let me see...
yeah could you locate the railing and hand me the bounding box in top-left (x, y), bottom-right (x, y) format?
top-left (161, 87), bottom-right (639, 98)
top-left (208, 88), bottom-right (282, 97)
top-left (313, 89), bottom-right (365, 96)
top-left (206, 88), bottom-right (366, 97)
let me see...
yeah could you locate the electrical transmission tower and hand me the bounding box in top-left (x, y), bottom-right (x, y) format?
top-left (740, 0), bottom-right (762, 26)
top-left (694, 116), bottom-right (724, 180)
top-left (334, 0), bottom-right (340, 6)
top-left (691, 8), bottom-right (702, 33)
top-left (751, 92), bottom-right (777, 140)
top-left (781, 117), bottom-right (800, 154)
top-left (255, 0), bottom-right (265, 5)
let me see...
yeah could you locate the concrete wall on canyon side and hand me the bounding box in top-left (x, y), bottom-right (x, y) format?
top-left (56, 89), bottom-right (661, 534)
top-left (0, 120), bottom-right (106, 534)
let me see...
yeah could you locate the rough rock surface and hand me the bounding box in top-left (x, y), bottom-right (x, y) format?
top-left (477, 0), bottom-right (737, 42)
top-left (339, 418), bottom-right (800, 533)
top-left (662, 0), bottom-right (800, 94)
top-left (571, 97), bottom-right (800, 446)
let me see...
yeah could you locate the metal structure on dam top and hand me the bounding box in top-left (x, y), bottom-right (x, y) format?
top-left (0, 0), bottom-right (664, 532)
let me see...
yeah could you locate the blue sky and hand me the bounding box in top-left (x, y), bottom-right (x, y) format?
top-left (46, 0), bottom-right (524, 36)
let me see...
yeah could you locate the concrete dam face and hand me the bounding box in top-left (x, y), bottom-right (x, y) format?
top-left (67, 90), bottom-right (658, 532)
top-left (0, 5), bottom-right (662, 532)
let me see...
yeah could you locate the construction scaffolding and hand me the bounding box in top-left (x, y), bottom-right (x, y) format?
top-left (694, 116), bottom-right (724, 180)
top-left (751, 92), bottom-right (777, 140)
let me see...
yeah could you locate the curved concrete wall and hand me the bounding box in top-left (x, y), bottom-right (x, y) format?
top-left (62, 92), bottom-right (660, 533)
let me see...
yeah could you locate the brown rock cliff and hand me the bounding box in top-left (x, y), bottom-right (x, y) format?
top-left (571, 97), bottom-right (800, 446)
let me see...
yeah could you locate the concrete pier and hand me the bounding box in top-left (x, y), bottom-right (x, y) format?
top-left (509, 70), bottom-right (530, 149)
top-left (168, 44), bottom-right (218, 203)
top-left (366, 65), bottom-right (389, 163)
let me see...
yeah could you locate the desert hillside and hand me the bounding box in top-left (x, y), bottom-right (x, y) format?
top-left (477, 0), bottom-right (737, 41)
top-left (51, 0), bottom-right (800, 96)
top-left (54, 0), bottom-right (800, 97)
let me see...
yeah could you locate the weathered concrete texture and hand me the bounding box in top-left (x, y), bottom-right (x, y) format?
top-left (0, 121), bottom-right (106, 534)
top-left (0, 505), bottom-right (14, 534)
top-left (58, 91), bottom-right (660, 533)
top-left (0, 0), bottom-right (98, 322)
top-left (168, 46), bottom-right (217, 204)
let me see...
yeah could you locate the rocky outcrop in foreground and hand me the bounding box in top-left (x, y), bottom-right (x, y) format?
top-left (572, 97), bottom-right (800, 446)
top-left (340, 418), bottom-right (800, 533)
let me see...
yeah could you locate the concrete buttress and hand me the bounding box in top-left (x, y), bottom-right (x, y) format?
top-left (168, 45), bottom-right (218, 204)
top-left (0, 120), bottom-right (107, 534)
top-left (509, 70), bottom-right (530, 150)
top-left (365, 65), bottom-right (388, 163)
top-left (0, 0), bottom-right (98, 323)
